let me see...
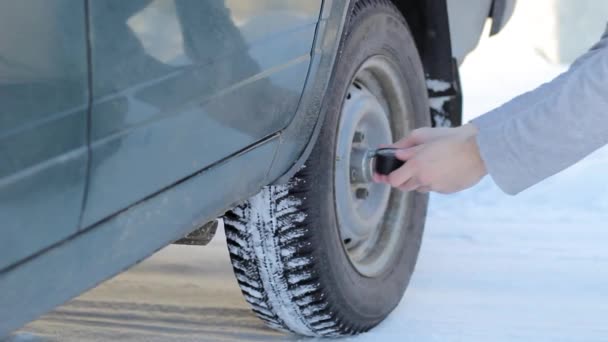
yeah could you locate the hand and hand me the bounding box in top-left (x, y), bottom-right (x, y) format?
top-left (373, 124), bottom-right (487, 194)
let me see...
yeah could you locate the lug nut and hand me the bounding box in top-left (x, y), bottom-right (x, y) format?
top-left (353, 131), bottom-right (365, 143)
top-left (350, 168), bottom-right (357, 181)
top-left (356, 188), bottom-right (369, 199)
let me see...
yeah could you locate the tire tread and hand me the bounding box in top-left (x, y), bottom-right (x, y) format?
top-left (224, 0), bottom-right (418, 337)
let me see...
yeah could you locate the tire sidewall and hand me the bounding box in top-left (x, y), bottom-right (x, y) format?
top-left (304, 3), bottom-right (430, 324)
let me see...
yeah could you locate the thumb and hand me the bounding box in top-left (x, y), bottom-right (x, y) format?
top-left (394, 147), bottom-right (419, 161)
top-left (390, 135), bottom-right (419, 149)
top-left (390, 128), bottom-right (431, 149)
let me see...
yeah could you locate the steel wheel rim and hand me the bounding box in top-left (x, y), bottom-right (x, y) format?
top-left (334, 55), bottom-right (415, 277)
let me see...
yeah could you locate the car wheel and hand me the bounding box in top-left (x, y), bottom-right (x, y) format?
top-left (224, 0), bottom-right (430, 337)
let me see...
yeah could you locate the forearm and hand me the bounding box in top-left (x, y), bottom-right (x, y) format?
top-left (474, 24), bottom-right (608, 129)
top-left (472, 27), bottom-right (608, 195)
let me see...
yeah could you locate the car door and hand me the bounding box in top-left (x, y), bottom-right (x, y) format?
top-left (81, 0), bottom-right (322, 227)
top-left (0, 1), bottom-right (89, 270)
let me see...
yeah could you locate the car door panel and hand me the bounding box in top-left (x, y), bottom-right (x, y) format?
top-left (0, 1), bottom-right (89, 270)
top-left (82, 0), bottom-right (321, 226)
top-left (0, 134), bottom-right (280, 336)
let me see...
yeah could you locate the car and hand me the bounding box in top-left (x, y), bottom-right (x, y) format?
top-left (0, 0), bottom-right (514, 337)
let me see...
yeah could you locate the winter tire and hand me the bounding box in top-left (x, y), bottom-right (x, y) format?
top-left (224, 0), bottom-right (430, 337)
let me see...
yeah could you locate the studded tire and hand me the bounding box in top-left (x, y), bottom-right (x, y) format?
top-left (224, 0), bottom-right (430, 337)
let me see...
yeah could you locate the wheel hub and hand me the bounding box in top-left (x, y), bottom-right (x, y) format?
top-left (333, 55), bottom-right (415, 277)
top-left (335, 83), bottom-right (392, 246)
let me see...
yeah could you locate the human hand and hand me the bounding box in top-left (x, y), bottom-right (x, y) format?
top-left (373, 124), bottom-right (487, 194)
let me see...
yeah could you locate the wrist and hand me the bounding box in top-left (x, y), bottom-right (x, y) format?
top-left (462, 123), bottom-right (487, 177)
top-left (460, 123), bottom-right (478, 136)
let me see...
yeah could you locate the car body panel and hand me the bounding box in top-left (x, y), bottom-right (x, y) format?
top-left (447, 0), bottom-right (493, 64)
top-left (268, 0), bottom-right (352, 183)
top-left (0, 1), bottom-right (89, 270)
top-left (448, 0), bottom-right (517, 64)
top-left (0, 134), bottom-right (280, 336)
top-left (490, 0), bottom-right (517, 35)
top-left (81, 0), bottom-right (321, 227)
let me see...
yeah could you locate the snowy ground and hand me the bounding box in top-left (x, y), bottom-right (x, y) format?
top-left (8, 21), bottom-right (608, 342)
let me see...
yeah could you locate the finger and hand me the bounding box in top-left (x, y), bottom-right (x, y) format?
top-left (416, 186), bottom-right (431, 193)
top-left (398, 178), bottom-right (421, 192)
top-left (390, 128), bottom-right (429, 149)
top-left (372, 173), bottom-right (383, 183)
top-left (394, 147), bottom-right (419, 161)
top-left (372, 173), bottom-right (380, 183)
top-left (372, 173), bottom-right (389, 184)
top-left (390, 135), bottom-right (419, 149)
top-left (387, 163), bottom-right (415, 188)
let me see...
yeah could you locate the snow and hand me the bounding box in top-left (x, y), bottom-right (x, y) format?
top-left (9, 17), bottom-right (608, 342)
top-left (429, 96), bottom-right (450, 114)
top-left (426, 79), bottom-right (451, 92)
top-left (228, 183), bottom-right (315, 337)
top-left (429, 95), bottom-right (452, 127)
top-left (343, 21), bottom-right (608, 342)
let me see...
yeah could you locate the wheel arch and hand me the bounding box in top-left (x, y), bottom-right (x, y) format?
top-left (269, 0), bottom-right (462, 185)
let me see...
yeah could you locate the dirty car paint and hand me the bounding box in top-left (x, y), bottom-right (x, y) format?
top-left (0, 1), bottom-right (89, 271)
top-left (81, 0), bottom-right (322, 227)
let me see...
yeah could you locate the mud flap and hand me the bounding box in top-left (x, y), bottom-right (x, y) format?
top-left (428, 58), bottom-right (462, 127)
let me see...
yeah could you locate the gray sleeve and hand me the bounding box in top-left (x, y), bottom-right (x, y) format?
top-left (471, 25), bottom-right (608, 195)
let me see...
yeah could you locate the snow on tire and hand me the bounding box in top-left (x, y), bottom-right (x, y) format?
top-left (224, 179), bottom-right (339, 337)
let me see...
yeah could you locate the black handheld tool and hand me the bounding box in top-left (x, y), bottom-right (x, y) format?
top-left (373, 148), bottom-right (405, 175)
